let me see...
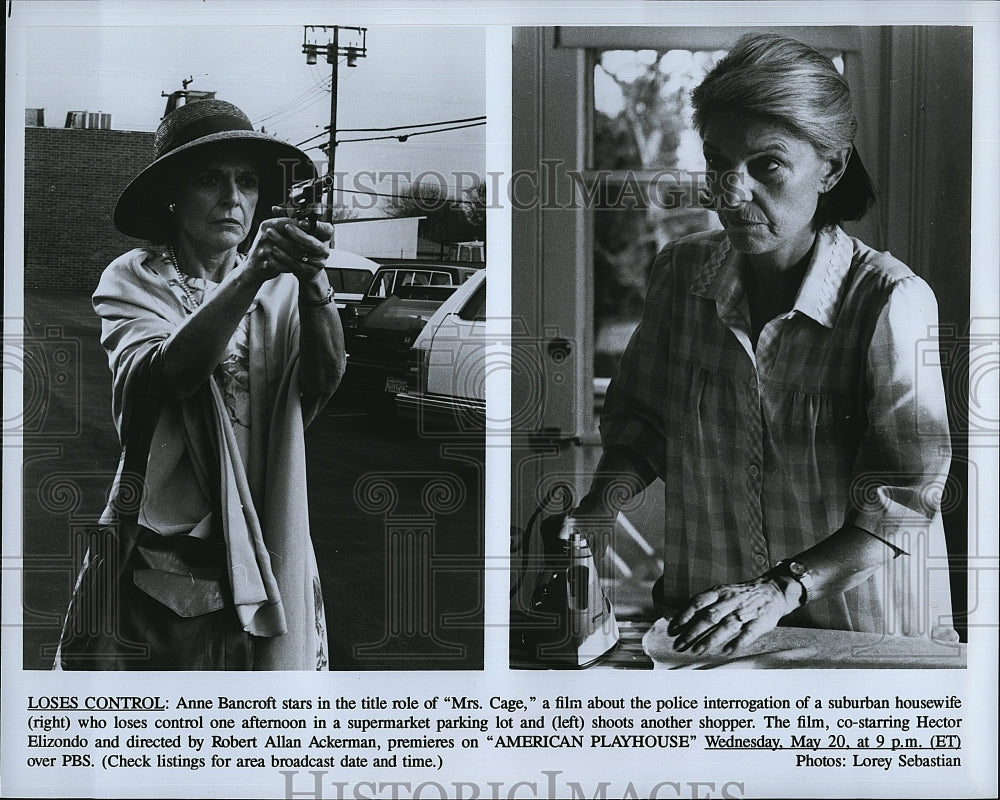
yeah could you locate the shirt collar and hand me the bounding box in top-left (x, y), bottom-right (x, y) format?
top-left (689, 226), bottom-right (854, 329)
top-left (791, 226), bottom-right (854, 328)
top-left (689, 234), bottom-right (742, 320)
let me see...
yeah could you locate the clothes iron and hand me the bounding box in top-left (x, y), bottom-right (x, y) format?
top-left (518, 516), bottom-right (620, 668)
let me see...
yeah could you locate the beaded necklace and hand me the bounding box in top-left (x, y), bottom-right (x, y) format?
top-left (167, 246), bottom-right (200, 310)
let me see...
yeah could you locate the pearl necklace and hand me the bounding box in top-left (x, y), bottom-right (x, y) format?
top-left (168, 246), bottom-right (199, 310)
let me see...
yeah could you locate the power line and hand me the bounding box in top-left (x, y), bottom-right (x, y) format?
top-left (255, 98), bottom-right (329, 132)
top-left (299, 121), bottom-right (487, 152)
top-left (293, 180), bottom-right (485, 207)
top-left (254, 89), bottom-right (329, 129)
top-left (337, 120), bottom-right (485, 144)
top-left (340, 115), bottom-right (486, 133)
top-left (253, 76), bottom-right (332, 127)
top-left (296, 127), bottom-right (337, 148)
top-left (338, 186), bottom-right (485, 206)
top-left (256, 81), bottom-right (329, 122)
top-left (294, 115), bottom-right (486, 148)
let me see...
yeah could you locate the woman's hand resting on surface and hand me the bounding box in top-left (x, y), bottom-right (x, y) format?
top-left (667, 576), bottom-right (800, 656)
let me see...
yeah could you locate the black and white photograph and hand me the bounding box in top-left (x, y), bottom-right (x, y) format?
top-left (13, 20), bottom-right (487, 673)
top-left (3, 2), bottom-right (998, 800)
top-left (510, 25), bottom-right (974, 669)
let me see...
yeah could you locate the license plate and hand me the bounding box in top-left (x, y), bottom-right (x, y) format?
top-left (384, 376), bottom-right (408, 394)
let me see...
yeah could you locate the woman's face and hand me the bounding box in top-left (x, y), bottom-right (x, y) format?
top-left (702, 113), bottom-right (845, 270)
top-left (172, 155), bottom-right (260, 253)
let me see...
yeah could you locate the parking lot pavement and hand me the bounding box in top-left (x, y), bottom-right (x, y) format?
top-left (18, 290), bottom-right (484, 670)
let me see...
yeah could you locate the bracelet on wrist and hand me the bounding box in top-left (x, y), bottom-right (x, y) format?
top-left (299, 284), bottom-right (335, 308)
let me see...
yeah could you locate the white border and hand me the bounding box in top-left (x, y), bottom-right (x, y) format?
top-left (4, 2), bottom-right (998, 799)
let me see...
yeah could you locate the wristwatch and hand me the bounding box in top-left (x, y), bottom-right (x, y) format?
top-left (773, 559), bottom-right (814, 606)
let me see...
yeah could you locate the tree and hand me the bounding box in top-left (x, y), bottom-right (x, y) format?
top-left (329, 204), bottom-right (357, 222)
top-left (591, 49), bottom-right (725, 376)
top-left (386, 179), bottom-right (486, 248)
top-left (462, 180), bottom-right (487, 234)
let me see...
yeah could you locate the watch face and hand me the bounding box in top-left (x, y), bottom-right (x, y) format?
top-left (788, 560), bottom-right (807, 578)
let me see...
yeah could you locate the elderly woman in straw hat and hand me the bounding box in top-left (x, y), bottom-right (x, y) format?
top-left (563, 33), bottom-right (956, 658)
top-left (59, 99), bottom-right (344, 670)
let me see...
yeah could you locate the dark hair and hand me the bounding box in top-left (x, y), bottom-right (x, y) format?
top-left (691, 33), bottom-right (875, 228)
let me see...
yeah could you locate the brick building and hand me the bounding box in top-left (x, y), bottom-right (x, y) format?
top-left (24, 126), bottom-right (154, 291)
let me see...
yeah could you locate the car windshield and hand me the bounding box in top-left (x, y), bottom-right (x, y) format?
top-left (368, 269), bottom-right (457, 297)
top-left (325, 268), bottom-right (374, 294)
top-left (458, 281), bottom-right (487, 321)
top-left (370, 271), bottom-right (396, 298)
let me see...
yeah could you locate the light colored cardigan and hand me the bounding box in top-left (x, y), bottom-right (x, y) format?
top-left (94, 248), bottom-right (328, 670)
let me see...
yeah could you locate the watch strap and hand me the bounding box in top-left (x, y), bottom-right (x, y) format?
top-left (775, 559), bottom-right (813, 606)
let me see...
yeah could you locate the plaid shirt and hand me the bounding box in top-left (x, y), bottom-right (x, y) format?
top-left (602, 227), bottom-right (955, 638)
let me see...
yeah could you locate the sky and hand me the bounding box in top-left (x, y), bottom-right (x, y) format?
top-left (20, 21), bottom-right (487, 208)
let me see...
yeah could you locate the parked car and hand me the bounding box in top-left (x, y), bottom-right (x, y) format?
top-left (447, 240), bottom-right (485, 263)
top-left (396, 269), bottom-right (486, 430)
top-left (322, 249), bottom-right (379, 329)
top-left (347, 285), bottom-right (458, 417)
top-left (350, 261), bottom-right (484, 331)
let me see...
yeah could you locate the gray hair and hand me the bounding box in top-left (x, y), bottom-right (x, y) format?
top-left (691, 32), bottom-right (874, 226)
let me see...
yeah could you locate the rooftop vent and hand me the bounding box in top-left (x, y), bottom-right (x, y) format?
top-left (64, 111), bottom-right (112, 130)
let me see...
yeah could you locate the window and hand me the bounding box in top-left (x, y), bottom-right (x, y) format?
top-left (593, 48), bottom-right (725, 171)
top-left (371, 270), bottom-right (396, 298)
top-left (325, 267), bottom-right (375, 295)
top-left (458, 282), bottom-right (487, 322)
top-left (590, 48), bottom-right (726, 377)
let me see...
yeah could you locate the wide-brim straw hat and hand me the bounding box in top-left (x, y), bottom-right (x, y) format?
top-left (114, 99), bottom-right (316, 242)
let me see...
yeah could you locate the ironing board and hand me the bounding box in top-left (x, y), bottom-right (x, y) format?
top-left (639, 617), bottom-right (966, 669)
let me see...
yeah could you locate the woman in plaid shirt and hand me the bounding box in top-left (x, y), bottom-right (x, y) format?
top-left (571, 33), bottom-right (956, 656)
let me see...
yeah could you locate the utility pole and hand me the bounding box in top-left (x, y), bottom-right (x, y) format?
top-left (302, 25), bottom-right (367, 228)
